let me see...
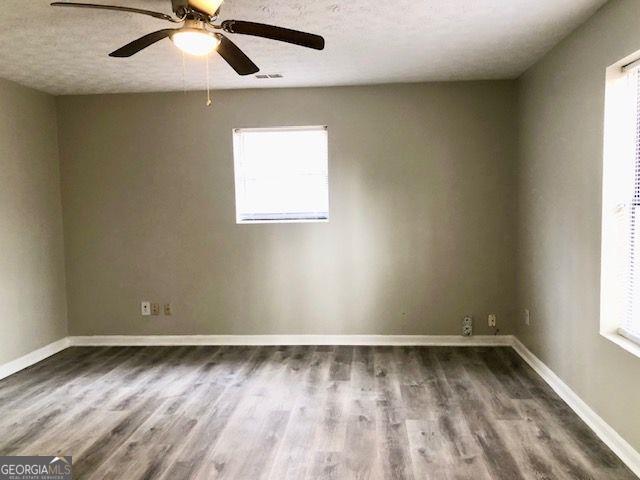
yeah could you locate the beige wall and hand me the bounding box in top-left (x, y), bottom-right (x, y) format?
top-left (0, 79), bottom-right (67, 364)
top-left (57, 82), bottom-right (518, 336)
top-left (516, 0), bottom-right (640, 453)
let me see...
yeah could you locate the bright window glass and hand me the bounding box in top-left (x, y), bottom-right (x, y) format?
top-left (233, 126), bottom-right (329, 223)
top-left (602, 60), bottom-right (640, 348)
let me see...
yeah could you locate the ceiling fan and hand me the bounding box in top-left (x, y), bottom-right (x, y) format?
top-left (50, 0), bottom-right (325, 76)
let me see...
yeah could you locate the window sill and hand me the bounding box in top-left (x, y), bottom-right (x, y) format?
top-left (601, 331), bottom-right (640, 359)
top-left (236, 219), bottom-right (329, 225)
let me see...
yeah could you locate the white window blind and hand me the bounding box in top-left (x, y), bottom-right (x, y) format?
top-left (233, 126), bottom-right (329, 223)
top-left (619, 66), bottom-right (640, 345)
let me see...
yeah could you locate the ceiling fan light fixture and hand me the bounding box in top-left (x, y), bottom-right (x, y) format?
top-left (171, 29), bottom-right (220, 56)
top-left (50, 2), bottom-right (324, 75)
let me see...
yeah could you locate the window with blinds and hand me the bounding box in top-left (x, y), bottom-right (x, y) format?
top-left (232, 126), bottom-right (329, 223)
top-left (620, 66), bottom-right (640, 345)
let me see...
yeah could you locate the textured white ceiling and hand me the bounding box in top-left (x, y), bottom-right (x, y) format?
top-left (0, 0), bottom-right (607, 95)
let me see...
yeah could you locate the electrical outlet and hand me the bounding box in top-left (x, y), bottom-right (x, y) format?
top-left (524, 309), bottom-right (531, 326)
top-left (462, 315), bottom-right (473, 336)
top-left (164, 303), bottom-right (172, 316)
top-left (488, 314), bottom-right (497, 327)
top-left (141, 301), bottom-right (151, 316)
top-left (151, 303), bottom-right (160, 316)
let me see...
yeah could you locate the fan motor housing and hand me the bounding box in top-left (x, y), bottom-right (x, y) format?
top-left (171, 0), bottom-right (189, 15)
top-left (172, 0), bottom-right (221, 18)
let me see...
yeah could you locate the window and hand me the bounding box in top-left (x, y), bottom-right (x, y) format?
top-left (233, 126), bottom-right (329, 223)
top-left (602, 55), bottom-right (640, 352)
top-left (621, 63), bottom-right (640, 345)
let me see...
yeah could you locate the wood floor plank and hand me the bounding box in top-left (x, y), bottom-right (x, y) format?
top-left (72, 395), bottom-right (164, 479)
top-left (394, 347), bottom-right (430, 387)
top-left (0, 347), bottom-right (120, 411)
top-left (0, 345), bottom-right (635, 480)
top-left (496, 348), bottom-right (635, 479)
top-left (0, 348), bottom-right (140, 452)
top-left (92, 381), bottom-right (226, 480)
top-left (437, 349), bottom-right (526, 480)
top-left (458, 348), bottom-right (521, 420)
top-left (192, 347), bottom-right (299, 479)
top-left (343, 397), bottom-right (378, 479)
top-left (351, 345), bottom-right (376, 396)
top-left (234, 409), bottom-right (291, 479)
top-left (406, 419), bottom-right (450, 480)
top-left (329, 346), bottom-right (353, 382)
top-left (374, 347), bottom-right (415, 480)
top-left (309, 451), bottom-right (343, 480)
top-left (267, 348), bottom-right (332, 480)
top-left (0, 347), bottom-right (104, 397)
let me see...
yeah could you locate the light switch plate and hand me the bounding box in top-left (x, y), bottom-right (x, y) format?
top-left (141, 301), bottom-right (151, 316)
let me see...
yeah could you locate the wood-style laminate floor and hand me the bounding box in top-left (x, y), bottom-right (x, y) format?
top-left (0, 346), bottom-right (635, 480)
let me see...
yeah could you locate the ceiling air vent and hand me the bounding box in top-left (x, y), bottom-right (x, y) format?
top-left (255, 74), bottom-right (283, 79)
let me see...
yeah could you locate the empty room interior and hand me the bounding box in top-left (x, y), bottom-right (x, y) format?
top-left (2, 0), bottom-right (640, 478)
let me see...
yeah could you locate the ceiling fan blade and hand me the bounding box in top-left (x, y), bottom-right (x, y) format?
top-left (109, 29), bottom-right (177, 57)
top-left (216, 35), bottom-right (259, 76)
top-left (50, 2), bottom-right (179, 23)
top-left (221, 20), bottom-right (324, 50)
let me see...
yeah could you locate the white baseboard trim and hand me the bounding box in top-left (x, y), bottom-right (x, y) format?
top-left (510, 337), bottom-right (640, 478)
top-left (68, 334), bottom-right (513, 347)
top-left (0, 337), bottom-right (71, 381)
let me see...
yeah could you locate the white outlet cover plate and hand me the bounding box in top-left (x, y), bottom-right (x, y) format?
top-left (141, 302), bottom-right (151, 316)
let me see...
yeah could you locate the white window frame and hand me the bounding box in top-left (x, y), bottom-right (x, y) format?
top-left (232, 125), bottom-right (329, 224)
top-left (601, 51), bottom-right (640, 358)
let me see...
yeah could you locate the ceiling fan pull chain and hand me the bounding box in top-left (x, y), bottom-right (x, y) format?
top-left (181, 51), bottom-right (187, 95)
top-left (206, 53), bottom-right (212, 107)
